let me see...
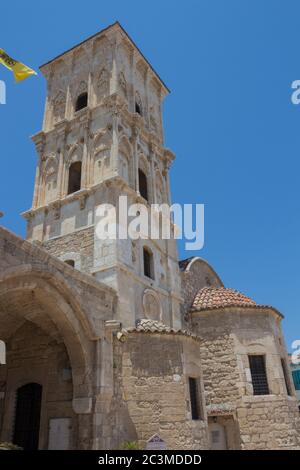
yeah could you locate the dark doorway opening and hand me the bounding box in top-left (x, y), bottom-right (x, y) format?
top-left (75, 92), bottom-right (88, 111)
top-left (68, 161), bottom-right (82, 194)
top-left (13, 383), bottom-right (42, 450)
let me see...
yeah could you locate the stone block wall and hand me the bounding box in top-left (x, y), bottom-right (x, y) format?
top-left (42, 226), bottom-right (94, 273)
top-left (199, 330), bottom-right (240, 409)
top-left (192, 308), bottom-right (300, 449)
top-left (108, 332), bottom-right (209, 450)
top-left (237, 397), bottom-right (300, 449)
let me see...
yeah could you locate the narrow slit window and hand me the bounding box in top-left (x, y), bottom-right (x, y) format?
top-left (135, 101), bottom-right (142, 115)
top-left (249, 355), bottom-right (269, 395)
top-left (189, 377), bottom-right (201, 420)
top-left (138, 169), bottom-right (148, 201)
top-left (143, 247), bottom-right (154, 280)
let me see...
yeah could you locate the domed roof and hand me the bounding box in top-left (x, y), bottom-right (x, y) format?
top-left (191, 286), bottom-right (258, 312)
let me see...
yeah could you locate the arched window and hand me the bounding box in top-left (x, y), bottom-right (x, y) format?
top-left (64, 259), bottom-right (75, 267)
top-left (139, 168), bottom-right (148, 201)
top-left (135, 92), bottom-right (143, 116)
top-left (143, 247), bottom-right (154, 280)
top-left (68, 161), bottom-right (82, 194)
top-left (75, 92), bottom-right (88, 111)
top-left (135, 101), bottom-right (141, 115)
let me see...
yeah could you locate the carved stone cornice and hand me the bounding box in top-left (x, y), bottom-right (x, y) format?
top-left (163, 148), bottom-right (175, 169)
top-left (21, 188), bottom-right (90, 220)
top-left (54, 119), bottom-right (68, 135)
top-left (31, 131), bottom-right (46, 159)
top-left (103, 93), bottom-right (128, 117)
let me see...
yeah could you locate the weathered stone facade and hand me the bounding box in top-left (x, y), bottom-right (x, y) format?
top-left (189, 283), bottom-right (300, 449)
top-left (0, 22), bottom-right (299, 450)
top-left (43, 226), bottom-right (94, 273)
top-left (109, 332), bottom-right (208, 450)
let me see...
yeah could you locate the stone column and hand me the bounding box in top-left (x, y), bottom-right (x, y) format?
top-left (111, 109), bottom-right (120, 175)
top-left (110, 31), bottom-right (122, 96)
top-left (31, 133), bottom-right (45, 208)
top-left (145, 69), bottom-right (150, 129)
top-left (41, 64), bottom-right (53, 132)
top-left (150, 142), bottom-right (156, 204)
top-left (131, 124), bottom-right (139, 193)
top-left (60, 54), bottom-right (73, 122)
top-left (55, 122), bottom-right (67, 198)
top-left (81, 118), bottom-right (90, 188)
top-left (93, 320), bottom-right (121, 449)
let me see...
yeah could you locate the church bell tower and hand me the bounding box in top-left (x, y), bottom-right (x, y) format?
top-left (23, 22), bottom-right (182, 329)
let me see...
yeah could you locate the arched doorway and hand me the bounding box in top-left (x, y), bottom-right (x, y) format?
top-left (13, 383), bottom-right (42, 450)
top-left (0, 267), bottom-right (95, 449)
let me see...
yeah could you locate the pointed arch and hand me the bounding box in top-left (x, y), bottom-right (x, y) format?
top-left (93, 130), bottom-right (112, 184)
top-left (118, 71), bottom-right (128, 100)
top-left (43, 156), bottom-right (59, 204)
top-left (67, 143), bottom-right (83, 166)
top-left (119, 135), bottom-right (133, 186)
top-left (53, 90), bottom-right (66, 122)
top-left (73, 47), bottom-right (86, 70)
top-left (138, 153), bottom-right (150, 175)
top-left (65, 144), bottom-right (83, 194)
top-left (93, 35), bottom-right (113, 67)
top-left (135, 91), bottom-right (143, 116)
top-left (76, 81), bottom-right (88, 96)
top-left (93, 129), bottom-right (112, 151)
top-left (138, 154), bottom-right (150, 202)
top-left (96, 67), bottom-right (110, 101)
top-left (0, 268), bottom-right (94, 400)
top-left (74, 81), bottom-right (88, 112)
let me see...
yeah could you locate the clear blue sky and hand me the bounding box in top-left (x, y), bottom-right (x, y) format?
top-left (0, 1), bottom-right (299, 349)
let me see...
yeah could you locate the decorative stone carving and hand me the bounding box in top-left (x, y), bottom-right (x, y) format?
top-left (44, 156), bottom-right (59, 205)
top-left (97, 68), bottom-right (109, 100)
top-left (92, 130), bottom-right (112, 184)
top-left (143, 289), bottom-right (162, 322)
top-left (52, 201), bottom-right (61, 220)
top-left (93, 35), bottom-right (113, 68)
top-left (135, 91), bottom-right (143, 116)
top-left (53, 91), bottom-right (66, 123)
top-left (76, 81), bottom-right (88, 96)
top-left (118, 72), bottom-right (127, 99)
top-left (80, 194), bottom-right (88, 211)
top-left (150, 115), bottom-right (157, 133)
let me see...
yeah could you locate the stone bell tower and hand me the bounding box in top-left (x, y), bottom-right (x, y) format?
top-left (23, 21), bottom-right (182, 329)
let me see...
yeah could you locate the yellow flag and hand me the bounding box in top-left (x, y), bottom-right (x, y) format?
top-left (0, 48), bottom-right (37, 83)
